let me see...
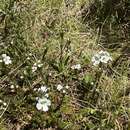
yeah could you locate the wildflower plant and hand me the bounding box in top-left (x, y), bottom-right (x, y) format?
top-left (32, 60), bottom-right (43, 72)
top-left (1, 54), bottom-right (12, 65)
top-left (71, 64), bottom-right (81, 70)
top-left (92, 50), bottom-right (112, 66)
top-left (35, 85), bottom-right (51, 112)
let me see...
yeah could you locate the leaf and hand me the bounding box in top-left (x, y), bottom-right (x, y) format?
top-left (83, 73), bottom-right (93, 84)
top-left (64, 55), bottom-right (70, 66)
top-left (42, 47), bottom-right (48, 60)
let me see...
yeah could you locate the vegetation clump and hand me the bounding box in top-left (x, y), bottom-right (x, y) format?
top-left (0, 0), bottom-right (130, 129)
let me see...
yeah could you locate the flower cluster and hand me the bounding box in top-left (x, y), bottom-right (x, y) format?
top-left (36, 85), bottom-right (51, 112)
top-left (57, 84), bottom-right (69, 93)
top-left (57, 84), bottom-right (63, 91)
top-left (10, 85), bottom-right (19, 92)
top-left (32, 60), bottom-right (43, 72)
top-left (71, 64), bottom-right (81, 70)
top-left (0, 54), bottom-right (12, 65)
top-left (36, 97), bottom-right (51, 112)
top-left (92, 50), bottom-right (112, 66)
top-left (38, 85), bottom-right (48, 93)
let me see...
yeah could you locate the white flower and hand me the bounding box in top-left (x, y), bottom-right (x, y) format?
top-left (32, 66), bottom-right (37, 72)
top-left (1, 54), bottom-right (12, 65)
top-left (36, 97), bottom-right (51, 112)
top-left (91, 54), bottom-right (101, 66)
top-left (3, 102), bottom-right (7, 106)
top-left (57, 84), bottom-right (63, 91)
top-left (71, 64), bottom-right (81, 70)
top-left (65, 85), bottom-right (69, 89)
top-left (99, 51), bottom-right (112, 63)
top-left (38, 85), bottom-right (48, 93)
top-left (20, 76), bottom-right (24, 79)
top-left (91, 82), bottom-right (94, 85)
top-left (37, 60), bottom-right (41, 63)
top-left (3, 56), bottom-right (12, 64)
top-left (92, 50), bottom-right (112, 66)
top-left (27, 57), bottom-right (30, 60)
top-left (11, 41), bottom-right (13, 44)
top-left (32, 60), bottom-right (43, 72)
top-left (16, 85), bottom-right (19, 88)
top-left (100, 56), bottom-right (111, 63)
top-left (36, 97), bottom-right (39, 100)
top-left (49, 72), bottom-right (52, 76)
top-left (34, 88), bottom-right (37, 91)
top-left (2, 54), bottom-right (7, 58)
top-left (34, 63), bottom-right (37, 66)
top-left (63, 90), bottom-right (66, 93)
top-left (0, 100), bottom-right (3, 103)
top-left (10, 85), bottom-right (15, 89)
top-left (37, 63), bottom-right (43, 68)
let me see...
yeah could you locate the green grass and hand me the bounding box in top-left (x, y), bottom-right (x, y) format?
top-left (0, 0), bottom-right (130, 130)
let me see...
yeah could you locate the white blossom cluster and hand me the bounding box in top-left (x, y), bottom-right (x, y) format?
top-left (36, 85), bottom-right (51, 112)
top-left (71, 64), bottom-right (81, 70)
top-left (0, 54), bottom-right (12, 65)
top-left (32, 60), bottom-right (43, 72)
top-left (36, 97), bottom-right (51, 112)
top-left (10, 85), bottom-right (19, 92)
top-left (92, 50), bottom-right (112, 66)
top-left (57, 84), bottom-right (69, 93)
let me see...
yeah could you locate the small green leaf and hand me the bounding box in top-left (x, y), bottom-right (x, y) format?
top-left (84, 73), bottom-right (93, 84)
